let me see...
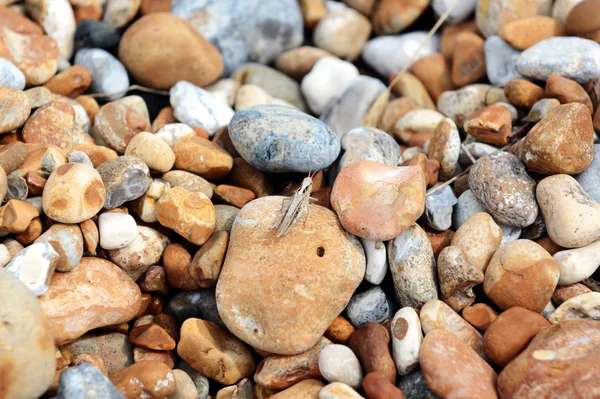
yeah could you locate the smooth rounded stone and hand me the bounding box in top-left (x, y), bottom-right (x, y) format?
top-left (360, 238), bottom-right (387, 285)
top-left (518, 103), bottom-right (594, 175)
top-left (476, 0), bottom-right (552, 37)
top-left (553, 0), bottom-right (585, 23)
top-left (21, 101), bottom-right (76, 151)
top-left (458, 142), bottom-right (496, 167)
top-left (229, 104), bottom-right (340, 173)
top-left (549, 292), bottom-right (600, 323)
top-left (74, 48), bottom-right (129, 101)
top-left (319, 382), bottom-right (364, 398)
top-left (34, 224), bottom-right (84, 272)
top-left (93, 102), bottom-right (150, 154)
top-left (216, 196), bottom-right (365, 355)
top-left (108, 226), bottom-right (169, 280)
top-left (43, 163), bottom-right (106, 224)
top-left (537, 174), bottom-right (600, 248)
top-left (57, 363), bottom-right (123, 399)
top-left (390, 307), bottom-right (422, 376)
top-left (172, 136), bottom-right (234, 180)
top-left (74, 20), bottom-right (121, 52)
top-left (576, 144), bottom-right (600, 202)
top-left (554, 240), bottom-right (600, 285)
top-left (0, 88), bottom-right (30, 134)
top-left (484, 239), bottom-right (560, 312)
top-left (469, 151), bottom-right (539, 227)
top-left (131, 179), bottom-right (169, 223)
top-left (103, 0), bottom-right (141, 29)
top-left (313, 2), bottom-right (371, 61)
top-left (463, 303), bottom-right (499, 331)
top-left (553, 284), bottom-right (592, 305)
top-left (420, 300), bottom-right (484, 356)
top-left (498, 320), bottom-right (600, 399)
top-left (39, 257), bottom-right (141, 344)
top-left (96, 156), bottom-right (152, 209)
top-left (433, 0), bottom-right (477, 24)
top-left (428, 118), bottom-right (460, 181)
top-left (484, 35), bottom-right (525, 87)
top-left (169, 369), bottom-right (198, 399)
top-left (331, 161), bottom-right (426, 241)
top-left (172, 0), bottom-right (303, 75)
top-left (124, 132), bottom-right (175, 172)
top-left (71, 332), bottom-right (133, 375)
top-left (500, 224), bottom-right (522, 245)
top-left (98, 212), bottom-right (137, 250)
top-left (362, 32), bottom-right (440, 77)
top-left (437, 84), bottom-right (506, 128)
top-left (269, 379), bottom-right (324, 398)
top-left (388, 223), bottom-right (439, 309)
top-left (162, 170), bottom-right (212, 198)
top-left (397, 370), bottom-right (440, 399)
top-left (170, 81), bottom-right (234, 136)
top-left (516, 37), bottom-right (600, 83)
top-left (68, 151), bottom-right (94, 167)
top-left (424, 184), bottom-right (458, 231)
top-left (119, 12), bottom-right (223, 90)
top-left (0, 267), bottom-right (56, 399)
top-left (318, 344), bottom-right (363, 389)
top-left (339, 127), bottom-right (401, 172)
top-left (501, 16), bottom-right (566, 50)
top-left (438, 246), bottom-right (484, 311)
top-left (345, 286), bottom-right (391, 328)
top-left (110, 361), bottom-right (176, 398)
top-left (301, 57), bottom-right (359, 115)
top-left (0, 56), bottom-right (25, 89)
top-left (214, 204), bottom-right (239, 234)
top-left (5, 242), bottom-right (58, 296)
top-left (177, 361), bottom-right (210, 399)
top-left (321, 76), bottom-right (387, 138)
top-left (155, 123), bottom-right (196, 147)
top-left (113, 95), bottom-right (149, 124)
top-left (235, 84), bottom-right (296, 111)
top-left (205, 78), bottom-right (239, 107)
top-left (349, 323), bottom-right (396, 384)
top-left (394, 109), bottom-right (445, 144)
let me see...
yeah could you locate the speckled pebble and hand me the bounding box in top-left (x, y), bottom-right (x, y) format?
top-left (96, 156), bottom-right (152, 210)
top-left (345, 286), bottom-right (391, 328)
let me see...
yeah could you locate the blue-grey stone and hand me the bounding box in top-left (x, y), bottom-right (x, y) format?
top-left (229, 104), bottom-right (340, 173)
top-left (167, 288), bottom-right (224, 327)
top-left (172, 0), bottom-right (303, 75)
top-left (177, 361), bottom-right (210, 399)
top-left (0, 57), bottom-right (25, 89)
top-left (576, 144), bottom-right (600, 203)
top-left (74, 48), bottom-right (128, 101)
top-left (516, 37), bottom-right (600, 84)
top-left (57, 363), bottom-right (124, 399)
top-left (453, 189), bottom-right (487, 229)
top-left (96, 156), bottom-right (151, 209)
top-left (484, 36), bottom-right (524, 87)
top-left (74, 20), bottom-right (120, 52)
top-left (195, 287), bottom-right (223, 326)
top-left (68, 151), bottom-right (94, 167)
top-left (425, 185), bottom-right (458, 231)
top-left (339, 126), bottom-right (401, 172)
top-left (34, 225), bottom-right (83, 272)
top-left (321, 76), bottom-right (387, 138)
top-left (345, 286), bottom-right (391, 328)
top-left (500, 224), bottom-right (522, 246)
top-left (398, 369), bottom-right (441, 399)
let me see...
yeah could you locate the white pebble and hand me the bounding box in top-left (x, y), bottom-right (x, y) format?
top-left (318, 344), bottom-right (363, 389)
top-left (360, 238), bottom-right (387, 285)
top-left (5, 242), bottom-right (59, 296)
top-left (0, 57), bottom-right (25, 89)
top-left (549, 292), bottom-right (600, 324)
top-left (391, 307), bottom-right (422, 376)
top-left (0, 243), bottom-right (11, 267)
top-left (433, 0), bottom-right (477, 24)
top-left (319, 382), bottom-right (365, 399)
top-left (156, 123), bottom-right (197, 147)
top-left (98, 212), bottom-right (138, 250)
top-left (553, 240), bottom-right (600, 285)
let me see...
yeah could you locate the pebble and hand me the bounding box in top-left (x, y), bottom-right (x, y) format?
top-left (378, 97), bottom-right (419, 134)
top-left (301, 58), bottom-right (359, 115)
top-left (39, 257), bottom-right (141, 344)
top-left (320, 382), bottom-right (365, 398)
top-left (345, 286), bottom-right (391, 327)
top-left (131, 178), bottom-right (169, 223)
top-left (275, 46), bottom-right (334, 80)
top-left (68, 151), bottom-right (93, 167)
top-left (169, 369), bottom-right (200, 399)
top-left (172, 136), bottom-right (233, 180)
top-left (397, 369), bottom-right (440, 399)
top-left (96, 156), bottom-right (151, 209)
top-left (93, 102), bottom-right (150, 154)
top-left (549, 292), bottom-right (600, 323)
top-left (483, 35), bottom-right (525, 87)
top-left (318, 344), bottom-right (363, 389)
top-left (0, 57), bottom-right (25, 89)
top-left (42, 163), bottom-right (106, 223)
top-left (517, 37), bottom-right (600, 83)
top-left (190, 230), bottom-right (228, 287)
top-left (74, 20), bottom-right (121, 52)
top-left (548, 74), bottom-right (594, 113)
top-left (390, 71), bottom-right (436, 110)
top-left (452, 31), bottom-right (486, 87)
top-left (432, 0), bottom-right (477, 24)
top-left (428, 118), bottom-right (460, 181)
top-left (438, 246), bottom-right (484, 311)
top-left (124, 132), bottom-right (175, 173)
top-left (161, 170), bottom-right (212, 199)
top-left (34, 223), bottom-right (83, 272)
top-left (498, 320), bottom-right (600, 398)
top-left (462, 303), bottom-right (499, 331)
top-left (177, 361), bottom-right (211, 399)
top-left (464, 103), bottom-right (512, 146)
top-left (565, 0), bottom-right (600, 35)
top-left (420, 329), bottom-right (497, 399)
top-left (5, 241), bottom-right (58, 296)
top-left (437, 84), bottom-right (505, 127)
top-left (476, 0), bottom-right (552, 38)
top-left (0, 267), bottom-right (57, 399)
top-left (553, 240), bottom-right (600, 285)
top-left (469, 151), bottom-right (539, 227)
top-left (270, 379), bottom-right (324, 398)
top-left (360, 238), bottom-right (387, 285)
top-left (537, 174), bottom-right (600, 248)
top-left (501, 16), bottom-right (565, 50)
top-left (177, 318), bottom-right (256, 385)
top-left (229, 104), bottom-right (340, 173)
top-left (388, 223), bottom-right (439, 309)
top-left (362, 32), bottom-right (440, 77)
top-left (0, 199), bottom-right (39, 233)
top-left (553, 0), bottom-right (584, 23)
top-left (172, 0), bottom-right (303, 75)
top-left (325, 316), bottom-right (355, 345)
top-left (98, 212), bottom-right (138, 250)
top-left (109, 360), bottom-right (176, 399)
top-left (390, 307), bottom-right (422, 376)
top-left (576, 144), bottom-right (600, 202)
top-left (394, 109), bottom-right (445, 144)
top-left (349, 323), bottom-right (396, 384)
top-left (313, 2), bottom-right (371, 61)
top-left (484, 239), bottom-right (560, 312)
top-left (43, 66), bottom-right (92, 99)
top-left (235, 84), bottom-right (296, 111)
top-left (552, 283), bottom-right (592, 305)
top-left (424, 184), bottom-right (457, 231)
top-left (214, 204), bottom-right (239, 234)
top-left (155, 123), bottom-right (195, 147)
top-left (339, 126), bottom-right (401, 172)
top-left (26, 0), bottom-right (74, 69)
top-left (0, 88), bottom-right (30, 134)
top-left (56, 363), bottom-right (124, 399)
top-left (504, 78), bottom-right (545, 110)
top-left (74, 48), bottom-right (129, 101)
top-left (22, 101), bottom-right (76, 151)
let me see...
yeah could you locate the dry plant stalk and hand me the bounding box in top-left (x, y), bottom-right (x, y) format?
top-left (276, 176), bottom-right (315, 237)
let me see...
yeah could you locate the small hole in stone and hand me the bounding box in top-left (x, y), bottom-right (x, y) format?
top-left (317, 246), bottom-right (325, 257)
top-left (253, 328), bottom-right (259, 334)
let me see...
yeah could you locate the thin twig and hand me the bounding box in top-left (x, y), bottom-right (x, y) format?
top-left (87, 84), bottom-right (170, 98)
top-left (461, 143), bottom-right (477, 165)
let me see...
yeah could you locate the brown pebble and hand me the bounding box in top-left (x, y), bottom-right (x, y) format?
top-left (440, 20), bottom-right (479, 60)
top-left (0, 141), bottom-right (27, 174)
top-left (72, 353), bottom-right (108, 376)
top-left (545, 75), bottom-right (594, 114)
top-left (275, 46), bottom-right (333, 80)
top-left (214, 184), bottom-right (256, 208)
top-left (451, 31), bottom-right (486, 86)
top-left (15, 217), bottom-right (42, 245)
top-left (0, 199), bottom-right (39, 233)
top-left (349, 323), bottom-right (396, 384)
top-left (535, 235), bottom-right (565, 256)
top-left (565, 0), bottom-right (600, 35)
top-left (363, 371), bottom-right (406, 399)
top-left (153, 313), bottom-right (179, 341)
top-left (74, 5), bottom-right (103, 23)
top-left (377, 97), bottom-right (420, 135)
top-left (411, 53), bottom-right (455, 102)
top-left (139, 265), bottom-right (168, 295)
top-left (72, 144), bottom-right (118, 168)
top-left (499, 16), bottom-right (565, 50)
top-left (270, 379), bottom-right (324, 399)
top-left (325, 315), bottom-right (355, 345)
top-left (464, 104), bottom-right (512, 146)
top-left (109, 360), bottom-right (176, 399)
top-left (132, 347), bottom-right (175, 368)
top-left (129, 323), bottom-right (176, 351)
top-left (172, 136), bottom-right (234, 180)
top-left (552, 283), bottom-right (592, 305)
top-left (299, 0), bottom-right (327, 29)
top-left (79, 219), bottom-right (99, 255)
top-left (136, 294), bottom-right (151, 318)
top-left (504, 79), bottom-right (546, 110)
top-left (145, 296), bottom-right (164, 315)
top-left (190, 231), bottom-right (228, 288)
top-left (462, 303), bottom-right (498, 331)
top-left (224, 157), bottom-right (274, 197)
top-left (140, 0), bottom-right (171, 15)
top-left (44, 66), bottom-right (92, 98)
top-left (390, 71), bottom-right (436, 110)
top-left (0, 6), bottom-right (43, 35)
top-left (151, 107), bottom-right (177, 132)
top-left (425, 227), bottom-right (454, 259)
top-left (163, 243), bottom-right (199, 290)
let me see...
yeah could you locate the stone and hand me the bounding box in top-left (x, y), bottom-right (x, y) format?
top-left (464, 104), bottom-right (512, 146)
top-left (44, 65), bottom-right (92, 98)
top-left (270, 379), bottom-right (325, 398)
top-left (428, 118), bottom-right (460, 181)
top-left (576, 144), bottom-right (600, 202)
top-left (554, 241), bottom-right (600, 285)
top-left (390, 307), bottom-right (422, 376)
top-left (176, 361), bottom-right (210, 399)
top-left (108, 226), bottom-right (169, 280)
top-left (553, 0), bottom-right (585, 23)
top-left (462, 303), bottom-right (498, 331)
top-left (73, 19), bottom-right (120, 52)
top-left (0, 6), bottom-right (43, 35)
top-left (0, 199), bottom-right (38, 233)
top-left (437, 246), bottom-right (484, 312)
top-left (189, 231), bottom-right (228, 288)
top-left (72, 144), bottom-right (118, 168)
top-left (22, 101), bottom-right (76, 151)
top-left (420, 329), bottom-right (497, 399)
top-left (299, 0), bottom-right (327, 29)
top-left (549, 292), bottom-right (600, 324)
top-left (216, 196), bottom-right (365, 355)
top-left (345, 286), bottom-right (391, 327)
top-left (388, 223), bottom-right (438, 309)
top-left (161, 170), bottom-right (213, 199)
top-left (93, 102), bottom-right (150, 154)
top-left (130, 179), bottom-right (169, 223)
top-left (177, 318), bottom-right (256, 385)
top-left (397, 370), bottom-right (440, 399)
top-left (4, 241), bottom-right (58, 296)
top-left (0, 267), bottom-right (56, 399)
top-left (96, 156), bottom-right (151, 209)
top-left (235, 84), bottom-right (296, 111)
top-left (229, 104), bottom-right (340, 173)
top-left (546, 75), bottom-right (594, 113)
top-left (476, 0), bottom-right (552, 38)
top-left (504, 79), bottom-right (545, 110)
top-left (172, 0), bottom-right (303, 75)
top-left (484, 239), bottom-right (560, 312)
top-left (319, 344), bottom-right (362, 389)
top-left (170, 369), bottom-right (199, 399)
top-left (162, 243), bottom-right (198, 291)
top-left (98, 212), bottom-right (137, 250)
top-left (74, 48), bottom-right (129, 101)
top-left (124, 132), bottom-right (175, 173)
top-left (172, 136), bottom-right (233, 180)
top-left (452, 31), bottom-right (486, 87)
top-left (57, 363), bottom-right (123, 399)
top-left (325, 316), bottom-right (355, 345)
top-left (320, 383), bottom-right (364, 398)
top-left (275, 46), bottom-right (334, 80)
top-left (0, 88), bottom-right (30, 134)
top-left (363, 372), bottom-right (406, 399)
top-left (424, 185), bottom-right (457, 231)
top-left (68, 151), bottom-right (93, 167)
top-left (313, 2), bottom-right (371, 61)
top-left (110, 361), bottom-right (176, 399)
top-left (0, 141), bottom-right (26, 174)
top-left (130, 323), bottom-right (176, 350)
top-left (411, 54), bottom-right (455, 104)
top-left (433, 0), bottom-right (477, 24)
top-left (34, 223), bottom-right (84, 272)
top-left (451, 212), bottom-right (503, 272)
top-left (360, 238), bottom-right (387, 285)
top-left (331, 161), bottom-right (426, 241)
top-left (565, 0), bottom-right (600, 35)
top-left (0, 56), bottom-right (25, 89)
top-left (43, 163), bottom-right (106, 223)
top-left (301, 57), bottom-right (359, 115)
top-left (377, 97), bottom-right (419, 135)
top-left (103, 0), bottom-right (142, 28)
top-left (469, 152), bottom-right (538, 227)
top-left (537, 174), bottom-right (600, 248)
top-left (498, 320), bottom-right (600, 398)
top-left (500, 16), bottom-right (565, 50)
top-left (349, 323), bottom-right (396, 384)
top-left (362, 32), bottom-right (440, 77)
top-left (39, 257), bottom-right (141, 344)
top-left (214, 205), bottom-right (239, 234)
top-left (154, 123), bottom-right (194, 147)
top-left (437, 84), bottom-right (506, 127)
top-left (372, 0), bottom-right (429, 34)
top-left (389, 71), bottom-right (435, 110)
top-left (214, 185), bottom-right (255, 208)
top-left (553, 283), bottom-right (592, 304)
top-left (394, 109), bottom-right (444, 144)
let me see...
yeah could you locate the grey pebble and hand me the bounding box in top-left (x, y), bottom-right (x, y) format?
top-left (6, 172), bottom-right (27, 201)
top-left (339, 126), bottom-right (401, 172)
top-left (484, 36), bottom-right (524, 87)
top-left (500, 224), bottom-right (522, 246)
top-left (172, 0), bottom-right (303, 75)
top-left (215, 205), bottom-right (240, 234)
top-left (0, 57), bottom-right (25, 89)
top-left (424, 184), bottom-right (458, 231)
top-left (74, 48), bottom-right (129, 101)
top-left (345, 286), bottom-right (391, 328)
top-left (516, 37), bottom-right (600, 84)
top-left (68, 151), bottom-right (94, 167)
top-left (459, 142), bottom-right (498, 167)
top-left (71, 333), bottom-right (133, 375)
top-left (56, 363), bottom-right (124, 399)
top-left (398, 369), bottom-right (441, 399)
top-left (167, 288), bottom-right (224, 327)
top-left (576, 144), bottom-right (600, 203)
top-left (229, 104), bottom-right (340, 173)
top-left (452, 189), bottom-right (487, 229)
top-left (96, 156), bottom-right (152, 209)
top-left (74, 20), bottom-right (121, 52)
top-left (177, 361), bottom-right (210, 399)
top-left (527, 98), bottom-right (561, 122)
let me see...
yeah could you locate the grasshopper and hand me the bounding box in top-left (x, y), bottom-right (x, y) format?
top-left (276, 173), bottom-right (318, 237)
